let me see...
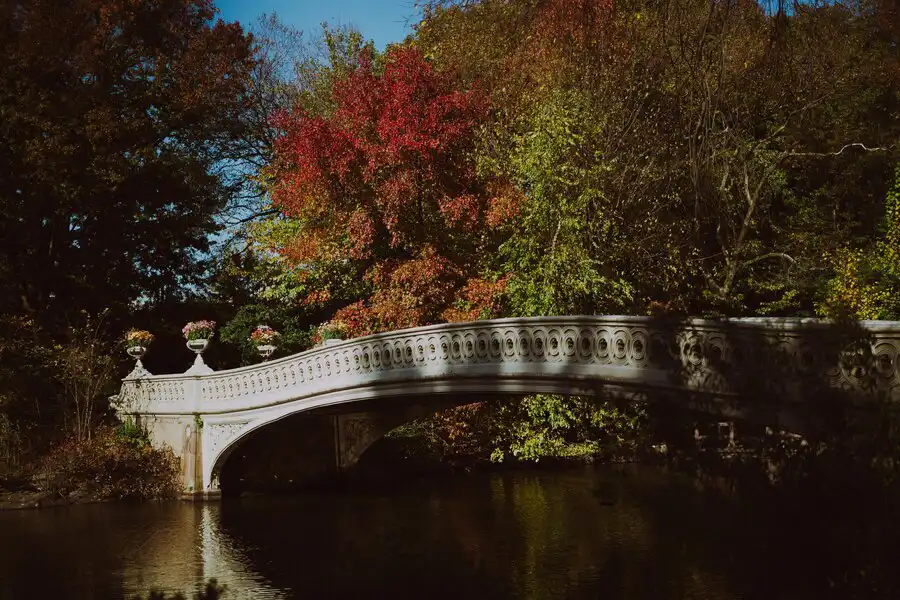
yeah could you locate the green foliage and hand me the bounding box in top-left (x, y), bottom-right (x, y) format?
top-left (0, 413), bottom-right (22, 472)
top-left (818, 168), bottom-right (900, 320)
top-left (115, 418), bottom-right (152, 450)
top-left (421, 0), bottom-right (900, 318)
top-left (390, 395), bottom-right (648, 465)
top-left (496, 89), bottom-right (637, 315)
top-left (38, 426), bottom-right (180, 500)
top-left (0, 0), bottom-right (257, 321)
top-left (387, 403), bottom-right (495, 462)
top-left (0, 0), bottom-right (259, 463)
top-left (53, 312), bottom-right (120, 442)
top-left (319, 329), bottom-right (342, 341)
top-left (221, 217), bottom-right (316, 306)
top-left (489, 394), bottom-right (648, 463)
top-left (0, 316), bottom-right (57, 432)
top-left (218, 303), bottom-right (314, 365)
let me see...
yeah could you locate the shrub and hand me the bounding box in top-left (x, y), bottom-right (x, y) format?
top-left (116, 417), bottom-right (152, 449)
top-left (55, 311), bottom-right (119, 443)
top-left (388, 402), bottom-right (495, 462)
top-left (39, 425), bottom-right (180, 500)
top-left (490, 394), bottom-right (649, 463)
top-left (218, 305), bottom-right (313, 366)
top-left (389, 394), bottom-right (649, 465)
top-left (316, 319), bottom-right (348, 342)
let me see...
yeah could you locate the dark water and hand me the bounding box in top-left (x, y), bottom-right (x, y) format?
top-left (0, 466), bottom-right (802, 600)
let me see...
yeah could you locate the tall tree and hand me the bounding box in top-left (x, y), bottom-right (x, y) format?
top-left (0, 0), bottom-right (258, 441)
top-left (215, 13), bottom-right (310, 231)
top-left (0, 0), bottom-right (256, 325)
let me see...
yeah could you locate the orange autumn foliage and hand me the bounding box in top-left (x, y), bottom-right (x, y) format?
top-left (271, 46), bottom-right (517, 336)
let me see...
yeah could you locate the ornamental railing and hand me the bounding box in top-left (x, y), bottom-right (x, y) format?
top-left (115, 316), bottom-right (900, 416)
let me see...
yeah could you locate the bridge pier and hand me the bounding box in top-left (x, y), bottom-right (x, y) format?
top-left (133, 414), bottom-right (216, 500)
top-left (333, 410), bottom-right (420, 470)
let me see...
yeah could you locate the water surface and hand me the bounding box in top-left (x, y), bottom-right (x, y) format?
top-left (0, 466), bottom-right (800, 599)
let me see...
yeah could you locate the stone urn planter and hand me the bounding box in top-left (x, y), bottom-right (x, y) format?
top-left (185, 338), bottom-right (213, 374)
top-left (124, 345), bottom-right (152, 378)
top-left (183, 320), bottom-right (216, 374)
top-left (187, 338), bottom-right (209, 353)
top-left (123, 329), bottom-right (154, 379)
top-left (126, 345), bottom-right (147, 361)
top-left (250, 325), bottom-right (280, 361)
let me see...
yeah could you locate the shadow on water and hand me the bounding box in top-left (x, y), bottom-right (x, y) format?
top-left (210, 466), bottom-right (770, 600)
top-left (634, 316), bottom-right (900, 599)
top-left (2, 460), bottom-right (898, 599)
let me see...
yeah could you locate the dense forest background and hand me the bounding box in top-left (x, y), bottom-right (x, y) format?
top-left (1, 0), bottom-right (899, 497)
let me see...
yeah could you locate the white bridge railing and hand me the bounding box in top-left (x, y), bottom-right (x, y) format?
top-left (115, 316), bottom-right (900, 418)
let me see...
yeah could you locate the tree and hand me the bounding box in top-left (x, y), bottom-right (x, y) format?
top-left (0, 0), bottom-right (257, 443)
top-left (0, 0), bottom-right (257, 325)
top-left (269, 43), bottom-right (514, 336)
top-left (211, 24), bottom-right (372, 364)
top-left (818, 167), bottom-right (900, 319)
top-left (417, 0), bottom-right (899, 317)
top-left (215, 13), bottom-right (312, 231)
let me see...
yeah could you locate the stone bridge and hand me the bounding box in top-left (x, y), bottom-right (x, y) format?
top-left (112, 316), bottom-right (900, 498)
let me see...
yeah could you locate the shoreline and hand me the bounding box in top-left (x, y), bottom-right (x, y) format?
top-left (0, 488), bottom-right (115, 511)
top-left (0, 452), bottom-right (642, 511)
top-left (0, 440), bottom-right (742, 511)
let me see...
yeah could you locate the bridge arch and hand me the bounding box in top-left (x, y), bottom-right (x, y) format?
top-left (201, 377), bottom-right (655, 493)
top-left (114, 316), bottom-right (900, 497)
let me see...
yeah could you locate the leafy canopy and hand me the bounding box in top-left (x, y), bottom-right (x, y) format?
top-left (270, 44), bottom-right (514, 336)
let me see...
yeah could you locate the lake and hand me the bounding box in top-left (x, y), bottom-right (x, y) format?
top-left (0, 465), bottom-right (815, 599)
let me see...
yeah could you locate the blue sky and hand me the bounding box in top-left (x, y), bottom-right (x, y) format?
top-left (215, 0), bottom-right (422, 49)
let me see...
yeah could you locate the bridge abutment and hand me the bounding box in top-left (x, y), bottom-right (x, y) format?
top-left (135, 414), bottom-right (214, 499)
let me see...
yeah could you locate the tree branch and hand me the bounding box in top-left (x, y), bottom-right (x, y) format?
top-left (790, 143), bottom-right (888, 158)
top-left (742, 252), bottom-right (795, 268)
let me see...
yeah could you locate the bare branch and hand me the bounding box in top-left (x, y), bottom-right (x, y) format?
top-left (224, 207), bottom-right (280, 225)
top-left (742, 252), bottom-right (796, 268)
top-left (790, 143), bottom-right (889, 158)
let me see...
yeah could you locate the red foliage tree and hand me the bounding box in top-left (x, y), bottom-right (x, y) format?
top-left (272, 46), bottom-right (515, 336)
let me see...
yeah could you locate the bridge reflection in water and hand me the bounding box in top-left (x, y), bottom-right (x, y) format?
top-left (119, 503), bottom-right (284, 599)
